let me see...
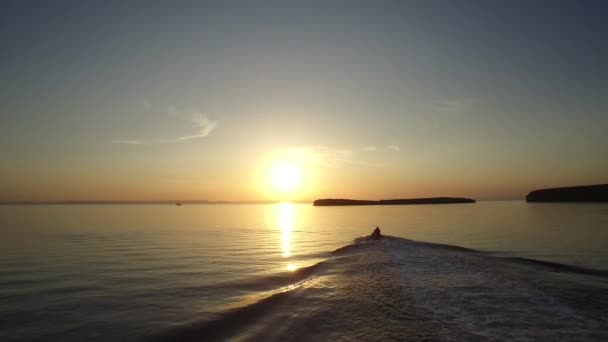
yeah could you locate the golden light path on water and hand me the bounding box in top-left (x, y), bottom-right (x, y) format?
top-left (278, 202), bottom-right (297, 271)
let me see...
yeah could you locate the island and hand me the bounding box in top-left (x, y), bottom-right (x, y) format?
top-left (313, 197), bottom-right (476, 206)
top-left (525, 184), bottom-right (608, 202)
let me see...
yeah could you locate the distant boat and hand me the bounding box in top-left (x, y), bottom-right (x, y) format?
top-left (176, 202), bottom-right (183, 206)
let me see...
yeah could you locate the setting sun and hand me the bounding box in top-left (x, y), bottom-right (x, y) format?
top-left (270, 163), bottom-right (301, 192)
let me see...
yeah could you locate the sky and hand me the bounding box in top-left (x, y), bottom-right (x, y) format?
top-left (1, 0), bottom-right (607, 201)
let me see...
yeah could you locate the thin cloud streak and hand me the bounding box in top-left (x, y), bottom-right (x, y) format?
top-left (173, 114), bottom-right (218, 141)
top-left (432, 98), bottom-right (477, 113)
top-left (112, 107), bottom-right (217, 145)
top-left (111, 139), bottom-right (146, 145)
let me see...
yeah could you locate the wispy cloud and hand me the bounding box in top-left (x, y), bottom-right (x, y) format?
top-left (423, 98), bottom-right (478, 131)
top-left (388, 144), bottom-right (400, 152)
top-left (112, 106), bottom-right (217, 145)
top-left (432, 98), bottom-right (476, 113)
top-left (111, 139), bottom-right (146, 145)
top-left (173, 114), bottom-right (218, 142)
top-left (362, 146), bottom-right (377, 152)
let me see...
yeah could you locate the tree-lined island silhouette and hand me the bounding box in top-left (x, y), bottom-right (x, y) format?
top-left (313, 184), bottom-right (608, 207)
top-left (313, 197), bottom-right (476, 206)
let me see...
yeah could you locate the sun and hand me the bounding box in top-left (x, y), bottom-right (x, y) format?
top-left (270, 163), bottom-right (301, 192)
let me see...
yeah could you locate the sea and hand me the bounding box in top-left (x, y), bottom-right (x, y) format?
top-left (1, 201), bottom-right (607, 341)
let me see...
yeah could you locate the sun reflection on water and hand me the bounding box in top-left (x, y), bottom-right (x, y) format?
top-left (279, 202), bottom-right (293, 258)
top-left (278, 202), bottom-right (296, 270)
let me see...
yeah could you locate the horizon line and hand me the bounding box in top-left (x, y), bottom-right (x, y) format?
top-left (0, 200), bottom-right (313, 205)
top-left (0, 198), bottom-right (526, 205)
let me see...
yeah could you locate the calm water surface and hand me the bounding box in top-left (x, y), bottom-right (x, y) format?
top-left (1, 201), bottom-right (607, 341)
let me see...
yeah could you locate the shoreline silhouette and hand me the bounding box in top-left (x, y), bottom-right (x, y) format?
top-left (313, 197), bottom-right (475, 206)
top-left (526, 184), bottom-right (608, 202)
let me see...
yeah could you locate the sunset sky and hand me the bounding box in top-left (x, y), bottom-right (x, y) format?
top-left (1, 1), bottom-right (606, 201)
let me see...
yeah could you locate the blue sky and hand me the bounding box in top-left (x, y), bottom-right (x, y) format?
top-left (1, 0), bottom-right (606, 201)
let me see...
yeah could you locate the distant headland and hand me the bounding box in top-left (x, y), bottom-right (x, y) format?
top-left (525, 184), bottom-right (608, 202)
top-left (313, 197), bottom-right (476, 206)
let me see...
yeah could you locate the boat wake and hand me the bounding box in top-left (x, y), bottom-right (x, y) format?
top-left (149, 236), bottom-right (608, 341)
